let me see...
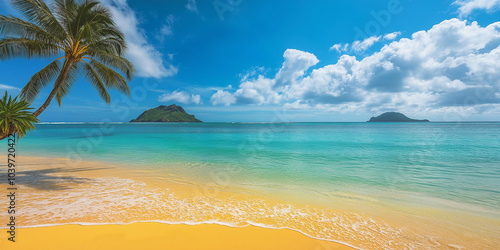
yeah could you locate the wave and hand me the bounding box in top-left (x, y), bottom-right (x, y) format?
top-left (0, 171), bottom-right (474, 249)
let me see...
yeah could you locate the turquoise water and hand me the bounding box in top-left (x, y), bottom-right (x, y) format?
top-left (18, 122), bottom-right (500, 215)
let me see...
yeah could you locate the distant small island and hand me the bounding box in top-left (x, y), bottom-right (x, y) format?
top-left (130, 104), bottom-right (202, 122)
top-left (368, 112), bottom-right (430, 122)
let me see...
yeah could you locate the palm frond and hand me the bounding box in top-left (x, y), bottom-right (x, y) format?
top-left (55, 62), bottom-right (80, 106)
top-left (0, 0), bottom-right (136, 122)
top-left (0, 37), bottom-right (60, 59)
top-left (20, 59), bottom-right (62, 102)
top-left (0, 15), bottom-right (61, 44)
top-left (89, 59), bottom-right (130, 96)
top-left (87, 49), bottom-right (135, 80)
top-left (72, 1), bottom-right (99, 40)
top-left (82, 60), bottom-right (110, 103)
top-left (11, 0), bottom-right (68, 41)
top-left (0, 91), bottom-right (39, 139)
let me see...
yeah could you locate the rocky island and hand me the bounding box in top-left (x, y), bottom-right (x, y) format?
top-left (368, 112), bottom-right (430, 122)
top-left (130, 104), bottom-right (202, 122)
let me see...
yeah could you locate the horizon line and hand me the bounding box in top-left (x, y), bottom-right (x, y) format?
top-left (36, 121), bottom-right (500, 124)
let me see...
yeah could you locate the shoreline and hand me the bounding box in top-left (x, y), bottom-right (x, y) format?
top-left (2, 221), bottom-right (360, 249)
top-left (2, 220), bottom-right (359, 246)
top-left (0, 223), bottom-right (355, 250)
top-left (1, 156), bottom-right (499, 249)
top-left (0, 156), bottom-right (360, 249)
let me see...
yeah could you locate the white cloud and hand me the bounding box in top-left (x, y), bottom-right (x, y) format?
top-left (158, 15), bottom-right (175, 41)
top-left (101, 0), bottom-right (178, 78)
top-left (206, 85), bottom-right (233, 92)
top-left (235, 75), bottom-right (281, 104)
top-left (210, 90), bottom-right (236, 106)
top-left (0, 84), bottom-right (20, 90)
top-left (209, 76), bottom-right (281, 106)
top-left (274, 49), bottom-right (319, 87)
top-left (185, 0), bottom-right (198, 12)
top-left (191, 94), bottom-right (201, 105)
top-left (383, 32), bottom-right (401, 40)
top-left (454, 0), bottom-right (500, 16)
top-left (329, 43), bottom-right (349, 53)
top-left (239, 66), bottom-right (266, 81)
top-left (209, 19), bottom-right (500, 117)
top-left (352, 36), bottom-right (381, 52)
top-left (330, 34), bottom-right (398, 53)
top-left (210, 49), bottom-right (318, 106)
top-left (158, 91), bottom-right (201, 104)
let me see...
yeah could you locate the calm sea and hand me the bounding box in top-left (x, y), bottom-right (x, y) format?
top-left (19, 122), bottom-right (500, 217)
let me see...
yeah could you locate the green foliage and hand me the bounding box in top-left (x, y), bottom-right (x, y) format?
top-left (368, 112), bottom-right (430, 122)
top-left (0, 0), bottom-right (135, 106)
top-left (131, 105), bottom-right (202, 123)
top-left (0, 91), bottom-right (39, 139)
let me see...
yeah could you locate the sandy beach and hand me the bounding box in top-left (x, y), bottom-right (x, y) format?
top-left (0, 156), bottom-right (357, 249)
top-left (2, 0), bottom-right (500, 248)
top-left (1, 156), bottom-right (499, 249)
top-left (1, 223), bottom-right (352, 250)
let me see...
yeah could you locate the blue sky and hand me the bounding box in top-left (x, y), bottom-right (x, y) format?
top-left (1, 0), bottom-right (500, 122)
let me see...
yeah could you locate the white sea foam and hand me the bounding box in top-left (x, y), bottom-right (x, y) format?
top-left (0, 173), bottom-right (472, 249)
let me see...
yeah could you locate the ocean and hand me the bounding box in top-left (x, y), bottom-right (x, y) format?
top-left (10, 122), bottom-right (500, 248)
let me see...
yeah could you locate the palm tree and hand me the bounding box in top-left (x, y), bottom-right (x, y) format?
top-left (0, 0), bottom-right (135, 139)
top-left (0, 91), bottom-right (39, 140)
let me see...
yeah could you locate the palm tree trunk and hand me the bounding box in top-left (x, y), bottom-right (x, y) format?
top-left (0, 59), bottom-right (74, 140)
top-left (33, 59), bottom-right (75, 117)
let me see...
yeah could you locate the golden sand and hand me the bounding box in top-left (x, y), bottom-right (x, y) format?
top-left (0, 223), bottom-right (352, 250)
top-left (1, 156), bottom-right (499, 249)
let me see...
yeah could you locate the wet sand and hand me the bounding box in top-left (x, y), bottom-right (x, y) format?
top-left (1, 156), bottom-right (499, 249)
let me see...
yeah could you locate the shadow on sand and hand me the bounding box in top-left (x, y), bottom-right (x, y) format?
top-left (0, 166), bottom-right (111, 191)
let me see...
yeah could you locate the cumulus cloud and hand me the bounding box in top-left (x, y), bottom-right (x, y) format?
top-left (210, 50), bottom-right (318, 106)
top-left (101, 0), bottom-right (178, 78)
top-left (454, 0), bottom-right (500, 16)
top-left (210, 90), bottom-right (236, 106)
top-left (158, 91), bottom-right (201, 104)
top-left (274, 49), bottom-right (319, 87)
top-left (185, 0), bottom-right (198, 12)
top-left (383, 32), bottom-right (401, 40)
top-left (210, 19), bottom-right (500, 116)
